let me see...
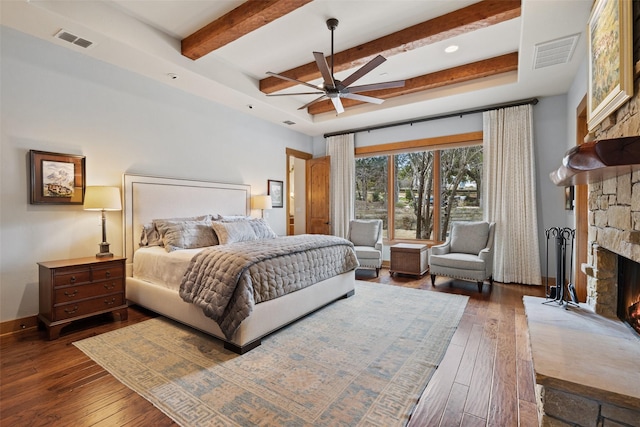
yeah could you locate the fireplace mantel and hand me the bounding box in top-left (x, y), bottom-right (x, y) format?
top-left (550, 136), bottom-right (640, 186)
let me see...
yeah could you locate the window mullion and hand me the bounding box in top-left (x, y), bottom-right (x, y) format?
top-left (433, 150), bottom-right (441, 242)
top-left (387, 155), bottom-right (395, 241)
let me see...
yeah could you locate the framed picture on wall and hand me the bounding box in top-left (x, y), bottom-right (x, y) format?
top-left (587, 0), bottom-right (634, 130)
top-left (29, 150), bottom-right (86, 205)
top-left (268, 179), bottom-right (284, 208)
top-left (565, 186), bottom-right (574, 210)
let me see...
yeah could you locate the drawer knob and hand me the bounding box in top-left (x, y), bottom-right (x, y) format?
top-left (104, 298), bottom-right (116, 306)
top-left (64, 305), bottom-right (79, 315)
top-left (105, 271), bottom-right (111, 278)
top-left (64, 289), bottom-right (78, 297)
top-left (104, 283), bottom-right (115, 290)
top-left (70, 276), bottom-right (76, 283)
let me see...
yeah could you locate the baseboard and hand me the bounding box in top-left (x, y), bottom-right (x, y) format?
top-left (0, 315), bottom-right (38, 336)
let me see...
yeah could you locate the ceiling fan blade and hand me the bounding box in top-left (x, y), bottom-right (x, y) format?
top-left (313, 52), bottom-right (335, 87)
top-left (348, 80), bottom-right (405, 93)
top-left (340, 55), bottom-right (387, 88)
top-left (298, 94), bottom-right (328, 110)
top-left (341, 93), bottom-right (384, 104)
top-left (331, 97), bottom-right (344, 114)
top-left (266, 71), bottom-right (322, 91)
top-left (267, 92), bottom-right (324, 96)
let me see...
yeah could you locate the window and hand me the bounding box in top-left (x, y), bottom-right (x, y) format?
top-left (355, 155), bottom-right (388, 238)
top-left (355, 133), bottom-right (483, 242)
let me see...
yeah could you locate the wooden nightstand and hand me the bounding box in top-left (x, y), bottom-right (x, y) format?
top-left (389, 243), bottom-right (429, 277)
top-left (38, 256), bottom-right (127, 340)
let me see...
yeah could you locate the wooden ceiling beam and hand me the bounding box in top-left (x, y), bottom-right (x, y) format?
top-left (259, 0), bottom-right (521, 94)
top-left (182, 0), bottom-right (313, 60)
top-left (307, 52), bottom-right (519, 115)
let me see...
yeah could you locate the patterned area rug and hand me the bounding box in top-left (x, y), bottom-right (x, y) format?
top-left (74, 281), bottom-right (468, 426)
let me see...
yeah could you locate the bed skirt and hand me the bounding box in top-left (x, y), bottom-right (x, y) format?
top-left (126, 270), bottom-right (355, 354)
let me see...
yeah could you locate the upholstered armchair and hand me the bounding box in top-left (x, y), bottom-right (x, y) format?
top-left (429, 221), bottom-right (496, 292)
top-left (347, 219), bottom-right (383, 277)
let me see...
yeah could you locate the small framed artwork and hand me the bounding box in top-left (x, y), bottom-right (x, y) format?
top-left (268, 179), bottom-right (284, 208)
top-left (565, 186), bottom-right (574, 211)
top-left (29, 150), bottom-right (86, 205)
top-left (587, 0), bottom-right (633, 130)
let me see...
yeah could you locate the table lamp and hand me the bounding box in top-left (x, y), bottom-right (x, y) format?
top-left (252, 195), bottom-right (272, 218)
top-left (83, 186), bottom-right (122, 257)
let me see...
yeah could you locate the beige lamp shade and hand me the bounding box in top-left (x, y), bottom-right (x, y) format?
top-left (83, 186), bottom-right (122, 211)
top-left (252, 195), bottom-right (272, 210)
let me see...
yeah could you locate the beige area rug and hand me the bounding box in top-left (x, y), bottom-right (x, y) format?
top-left (74, 281), bottom-right (468, 426)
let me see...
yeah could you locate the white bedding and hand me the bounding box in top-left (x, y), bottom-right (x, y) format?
top-left (133, 246), bottom-right (203, 290)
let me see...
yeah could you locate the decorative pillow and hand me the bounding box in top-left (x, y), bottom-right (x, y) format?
top-left (449, 221), bottom-right (490, 255)
top-left (349, 220), bottom-right (381, 247)
top-left (218, 215), bottom-right (252, 222)
top-left (248, 218), bottom-right (278, 239)
top-left (211, 220), bottom-right (258, 245)
top-left (154, 217), bottom-right (216, 252)
top-left (139, 223), bottom-right (163, 247)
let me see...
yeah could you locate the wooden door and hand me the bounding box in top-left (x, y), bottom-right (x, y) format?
top-left (306, 156), bottom-right (331, 234)
top-left (574, 96), bottom-right (588, 302)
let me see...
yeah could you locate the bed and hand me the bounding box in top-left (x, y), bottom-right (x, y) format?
top-left (122, 174), bottom-right (357, 354)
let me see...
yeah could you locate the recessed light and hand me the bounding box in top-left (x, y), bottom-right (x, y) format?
top-left (444, 45), bottom-right (459, 53)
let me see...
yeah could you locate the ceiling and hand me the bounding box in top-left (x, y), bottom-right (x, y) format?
top-left (1, 0), bottom-right (594, 137)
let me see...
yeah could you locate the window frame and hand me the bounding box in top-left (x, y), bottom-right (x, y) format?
top-left (355, 131), bottom-right (482, 245)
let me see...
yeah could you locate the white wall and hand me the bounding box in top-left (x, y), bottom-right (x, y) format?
top-left (532, 96), bottom-right (574, 277)
top-left (0, 27), bottom-right (313, 322)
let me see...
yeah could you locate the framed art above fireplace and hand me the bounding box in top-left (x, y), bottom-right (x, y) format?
top-left (587, 0), bottom-right (634, 130)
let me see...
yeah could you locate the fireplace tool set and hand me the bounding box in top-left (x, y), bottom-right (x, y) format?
top-left (544, 227), bottom-right (579, 309)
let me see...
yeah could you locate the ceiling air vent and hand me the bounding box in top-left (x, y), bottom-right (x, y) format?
top-left (533, 34), bottom-right (579, 69)
top-left (283, 120), bottom-right (296, 126)
top-left (54, 29), bottom-right (94, 49)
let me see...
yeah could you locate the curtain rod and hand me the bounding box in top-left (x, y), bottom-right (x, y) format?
top-left (323, 97), bottom-right (539, 138)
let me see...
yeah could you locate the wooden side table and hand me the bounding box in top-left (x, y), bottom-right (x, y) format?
top-left (389, 243), bottom-right (429, 277)
top-left (38, 256), bottom-right (128, 340)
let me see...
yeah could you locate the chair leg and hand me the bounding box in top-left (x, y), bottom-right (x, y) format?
top-left (430, 274), bottom-right (436, 286)
top-left (375, 268), bottom-right (380, 277)
top-left (477, 281), bottom-right (483, 292)
top-left (489, 275), bottom-right (494, 286)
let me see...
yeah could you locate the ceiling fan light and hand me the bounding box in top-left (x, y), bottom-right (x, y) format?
top-left (445, 45), bottom-right (459, 53)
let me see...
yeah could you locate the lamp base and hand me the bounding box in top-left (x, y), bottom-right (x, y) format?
top-left (96, 242), bottom-right (113, 258)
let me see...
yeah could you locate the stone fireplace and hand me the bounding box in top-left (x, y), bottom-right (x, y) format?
top-left (582, 168), bottom-right (640, 321)
top-left (527, 6), bottom-right (640, 425)
top-left (583, 1), bottom-right (640, 322)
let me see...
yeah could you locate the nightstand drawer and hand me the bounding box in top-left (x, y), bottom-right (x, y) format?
top-left (54, 280), bottom-right (125, 303)
top-left (54, 270), bottom-right (91, 287)
top-left (54, 294), bottom-right (125, 321)
top-left (92, 265), bottom-right (124, 281)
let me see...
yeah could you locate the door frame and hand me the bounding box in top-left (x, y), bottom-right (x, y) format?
top-left (286, 148), bottom-right (312, 235)
top-left (574, 96), bottom-right (588, 301)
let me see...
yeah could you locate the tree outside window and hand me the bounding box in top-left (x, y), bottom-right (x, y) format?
top-left (355, 144), bottom-right (482, 242)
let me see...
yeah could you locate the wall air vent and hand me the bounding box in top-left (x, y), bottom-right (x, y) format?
top-left (533, 34), bottom-right (579, 69)
top-left (54, 29), bottom-right (94, 49)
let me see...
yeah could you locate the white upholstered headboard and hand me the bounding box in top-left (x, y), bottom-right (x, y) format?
top-left (122, 174), bottom-right (251, 270)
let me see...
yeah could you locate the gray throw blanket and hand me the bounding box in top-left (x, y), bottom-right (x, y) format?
top-left (179, 235), bottom-right (359, 340)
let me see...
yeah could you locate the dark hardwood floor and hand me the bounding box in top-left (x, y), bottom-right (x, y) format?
top-left (0, 269), bottom-right (545, 426)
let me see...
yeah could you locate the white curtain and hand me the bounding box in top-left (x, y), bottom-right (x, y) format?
top-left (326, 133), bottom-right (355, 238)
top-left (483, 104), bottom-right (541, 285)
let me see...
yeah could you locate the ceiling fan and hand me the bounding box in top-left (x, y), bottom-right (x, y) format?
top-left (265, 18), bottom-right (405, 115)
